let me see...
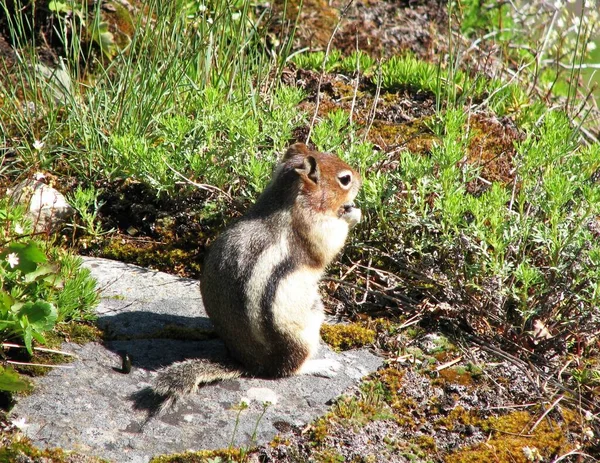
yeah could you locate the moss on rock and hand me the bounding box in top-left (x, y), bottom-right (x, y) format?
top-left (321, 323), bottom-right (376, 351)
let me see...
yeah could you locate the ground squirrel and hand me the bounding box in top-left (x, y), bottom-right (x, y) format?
top-left (150, 143), bottom-right (361, 412)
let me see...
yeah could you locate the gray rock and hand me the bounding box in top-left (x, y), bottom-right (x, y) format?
top-left (34, 60), bottom-right (74, 104)
top-left (11, 257), bottom-right (383, 463)
top-left (8, 178), bottom-right (74, 233)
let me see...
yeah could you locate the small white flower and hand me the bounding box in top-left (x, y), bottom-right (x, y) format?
top-left (587, 41), bottom-right (597, 52)
top-left (522, 446), bottom-right (543, 462)
top-left (584, 427), bottom-right (595, 440)
top-left (197, 4), bottom-right (207, 12)
top-left (246, 387), bottom-right (278, 405)
top-left (6, 253), bottom-right (19, 269)
top-left (231, 12), bottom-right (241, 21)
top-left (12, 417), bottom-right (28, 430)
top-left (585, 410), bottom-right (594, 421)
top-left (207, 17), bottom-right (213, 24)
top-left (32, 139), bottom-right (44, 150)
top-left (14, 223), bottom-right (23, 234)
top-left (239, 397), bottom-right (250, 407)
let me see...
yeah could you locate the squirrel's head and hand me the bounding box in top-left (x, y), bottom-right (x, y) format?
top-left (281, 143), bottom-right (362, 228)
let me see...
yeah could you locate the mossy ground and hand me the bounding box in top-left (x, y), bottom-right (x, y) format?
top-left (149, 448), bottom-right (248, 463)
top-left (321, 323), bottom-right (376, 351)
top-left (72, 179), bottom-right (233, 277)
top-left (0, 432), bottom-right (107, 463)
top-left (257, 327), bottom-right (598, 461)
top-left (445, 409), bottom-right (578, 463)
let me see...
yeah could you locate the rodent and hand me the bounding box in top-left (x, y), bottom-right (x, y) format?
top-left (150, 142), bottom-right (362, 413)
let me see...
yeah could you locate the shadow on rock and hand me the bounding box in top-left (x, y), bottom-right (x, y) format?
top-left (96, 309), bottom-right (213, 340)
top-left (96, 310), bottom-right (233, 415)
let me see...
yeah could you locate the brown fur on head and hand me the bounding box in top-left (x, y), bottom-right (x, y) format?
top-left (282, 143), bottom-right (361, 219)
top-left (274, 143), bottom-right (362, 268)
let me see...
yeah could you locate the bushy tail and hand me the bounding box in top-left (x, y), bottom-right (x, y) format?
top-left (154, 358), bottom-right (242, 399)
top-left (133, 358), bottom-right (243, 416)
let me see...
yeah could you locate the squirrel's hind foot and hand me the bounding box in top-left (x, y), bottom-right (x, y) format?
top-left (297, 358), bottom-right (341, 378)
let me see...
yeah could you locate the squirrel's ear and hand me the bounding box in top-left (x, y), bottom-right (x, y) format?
top-left (296, 155), bottom-right (319, 184)
top-left (283, 142), bottom-right (310, 161)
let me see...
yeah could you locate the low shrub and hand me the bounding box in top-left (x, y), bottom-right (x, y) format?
top-left (0, 199), bottom-right (98, 391)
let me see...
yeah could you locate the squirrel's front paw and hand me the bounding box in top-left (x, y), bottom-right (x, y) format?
top-left (297, 358), bottom-right (342, 378)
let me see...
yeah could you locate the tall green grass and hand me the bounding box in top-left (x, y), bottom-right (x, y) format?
top-left (0, 0), bottom-right (298, 193)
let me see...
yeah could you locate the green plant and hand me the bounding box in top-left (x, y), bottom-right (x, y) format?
top-left (457, 0), bottom-right (513, 37)
top-left (68, 185), bottom-right (111, 239)
top-left (48, 0), bottom-right (121, 61)
top-left (0, 365), bottom-right (32, 392)
top-left (354, 107), bottom-right (600, 353)
top-left (0, 0), bottom-right (298, 191)
top-left (339, 50), bottom-right (376, 76)
top-left (379, 54), bottom-right (529, 115)
top-left (454, 0), bottom-right (599, 127)
top-left (50, 250), bottom-right (99, 322)
top-left (381, 55), bottom-right (442, 95)
top-left (0, 240), bottom-right (60, 354)
top-left (311, 109), bottom-right (352, 154)
top-left (292, 49), bottom-right (342, 73)
top-left (0, 199), bottom-right (98, 391)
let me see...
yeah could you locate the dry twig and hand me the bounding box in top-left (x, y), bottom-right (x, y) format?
top-left (528, 394), bottom-right (564, 433)
top-left (165, 159), bottom-right (233, 201)
top-left (6, 360), bottom-right (74, 369)
top-left (1, 342), bottom-right (78, 358)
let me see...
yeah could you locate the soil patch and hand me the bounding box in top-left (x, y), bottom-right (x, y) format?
top-left (278, 0), bottom-right (449, 60)
top-left (75, 179), bottom-right (246, 278)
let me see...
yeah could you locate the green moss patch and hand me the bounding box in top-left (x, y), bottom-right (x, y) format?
top-left (54, 322), bottom-right (103, 345)
top-left (149, 448), bottom-right (248, 463)
top-left (0, 432), bottom-right (107, 463)
top-left (320, 323), bottom-right (376, 351)
top-left (446, 409), bottom-right (578, 463)
top-left (101, 239), bottom-right (203, 278)
top-left (307, 377), bottom-right (394, 446)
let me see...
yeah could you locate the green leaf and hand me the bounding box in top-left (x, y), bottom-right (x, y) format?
top-left (0, 366), bottom-right (32, 392)
top-left (0, 290), bottom-right (13, 313)
top-left (43, 274), bottom-right (64, 290)
top-left (23, 324), bottom-right (33, 354)
top-left (0, 320), bottom-right (16, 330)
top-left (32, 330), bottom-right (46, 345)
top-left (48, 1), bottom-right (70, 13)
top-left (93, 22), bottom-right (117, 58)
top-left (11, 301), bottom-right (23, 312)
top-left (3, 241), bottom-right (47, 273)
top-left (23, 263), bottom-right (59, 283)
top-left (17, 300), bottom-right (58, 332)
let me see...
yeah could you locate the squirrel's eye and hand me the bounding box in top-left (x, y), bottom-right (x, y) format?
top-left (338, 172), bottom-right (352, 188)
